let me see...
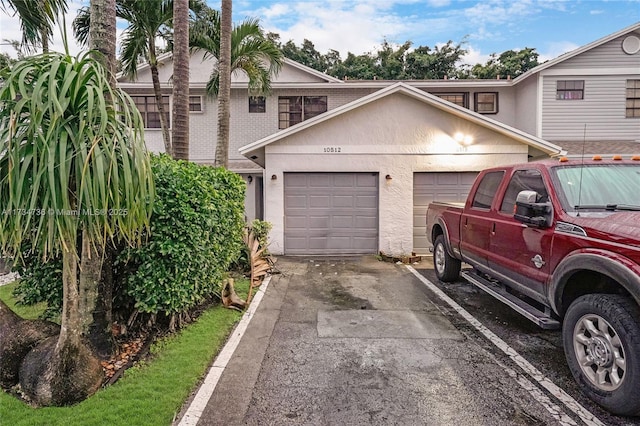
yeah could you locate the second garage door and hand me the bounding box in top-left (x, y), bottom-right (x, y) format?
top-left (284, 173), bottom-right (379, 255)
top-left (413, 172), bottom-right (477, 254)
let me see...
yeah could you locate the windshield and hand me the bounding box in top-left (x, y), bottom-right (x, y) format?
top-left (553, 164), bottom-right (640, 211)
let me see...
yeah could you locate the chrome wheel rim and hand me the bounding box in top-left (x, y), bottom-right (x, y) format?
top-left (434, 243), bottom-right (446, 276)
top-left (573, 314), bottom-right (626, 391)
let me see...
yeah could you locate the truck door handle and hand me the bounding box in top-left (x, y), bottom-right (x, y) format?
top-left (491, 222), bottom-right (496, 235)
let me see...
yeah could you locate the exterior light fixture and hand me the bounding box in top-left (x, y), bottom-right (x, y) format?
top-left (454, 132), bottom-right (473, 146)
top-left (385, 174), bottom-right (392, 180)
top-left (271, 174), bottom-right (277, 180)
top-left (247, 175), bottom-right (253, 183)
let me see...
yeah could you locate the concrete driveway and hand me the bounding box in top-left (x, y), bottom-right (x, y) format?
top-left (182, 256), bottom-right (570, 425)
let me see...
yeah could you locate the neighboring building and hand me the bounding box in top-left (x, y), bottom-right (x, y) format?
top-left (118, 22), bottom-right (640, 257)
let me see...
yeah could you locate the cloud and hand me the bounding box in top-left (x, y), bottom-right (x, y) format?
top-left (538, 41), bottom-right (580, 62)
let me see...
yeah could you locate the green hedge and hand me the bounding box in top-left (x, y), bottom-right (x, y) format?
top-left (13, 154), bottom-right (246, 320)
top-left (122, 155), bottom-right (245, 314)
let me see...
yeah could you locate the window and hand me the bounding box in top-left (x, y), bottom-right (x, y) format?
top-left (474, 92), bottom-right (498, 114)
top-left (249, 96), bottom-right (266, 113)
top-left (626, 80), bottom-right (640, 118)
top-left (131, 95), bottom-right (170, 129)
top-left (556, 80), bottom-right (584, 100)
top-left (435, 93), bottom-right (468, 108)
top-left (472, 171), bottom-right (504, 209)
top-left (189, 96), bottom-right (202, 112)
top-left (278, 96), bottom-right (327, 129)
top-left (500, 170), bottom-right (548, 213)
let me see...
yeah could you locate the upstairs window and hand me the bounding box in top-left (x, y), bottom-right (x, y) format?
top-left (249, 96), bottom-right (266, 113)
top-left (472, 171), bottom-right (504, 209)
top-left (189, 96), bottom-right (203, 112)
top-left (131, 95), bottom-right (170, 129)
top-left (626, 80), bottom-right (640, 118)
top-left (278, 96), bottom-right (327, 129)
top-left (435, 93), bottom-right (468, 108)
top-left (556, 80), bottom-right (584, 100)
top-left (475, 92), bottom-right (498, 114)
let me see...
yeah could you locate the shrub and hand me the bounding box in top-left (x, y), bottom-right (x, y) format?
top-left (12, 155), bottom-right (246, 324)
top-left (120, 155), bottom-right (246, 315)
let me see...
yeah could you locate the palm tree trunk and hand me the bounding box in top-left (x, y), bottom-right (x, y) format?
top-left (81, 0), bottom-right (116, 357)
top-left (150, 43), bottom-right (172, 156)
top-left (214, 0), bottom-right (232, 168)
top-left (171, 0), bottom-right (190, 160)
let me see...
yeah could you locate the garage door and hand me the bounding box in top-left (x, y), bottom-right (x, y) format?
top-left (413, 172), bottom-right (477, 254)
top-left (284, 173), bottom-right (379, 255)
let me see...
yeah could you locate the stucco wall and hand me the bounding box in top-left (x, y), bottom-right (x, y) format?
top-left (261, 93), bottom-right (530, 256)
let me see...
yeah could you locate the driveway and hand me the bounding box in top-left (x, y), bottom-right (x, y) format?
top-left (181, 256), bottom-right (586, 425)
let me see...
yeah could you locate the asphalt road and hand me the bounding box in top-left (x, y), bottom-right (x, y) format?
top-left (412, 260), bottom-right (640, 426)
top-left (181, 256), bottom-right (640, 426)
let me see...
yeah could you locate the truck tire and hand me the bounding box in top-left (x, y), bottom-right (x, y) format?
top-left (563, 294), bottom-right (640, 416)
top-left (433, 235), bottom-right (461, 282)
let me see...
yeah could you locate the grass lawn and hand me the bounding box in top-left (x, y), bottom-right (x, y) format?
top-left (0, 278), bottom-right (250, 426)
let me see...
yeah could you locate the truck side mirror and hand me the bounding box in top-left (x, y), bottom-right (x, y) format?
top-left (514, 190), bottom-right (553, 228)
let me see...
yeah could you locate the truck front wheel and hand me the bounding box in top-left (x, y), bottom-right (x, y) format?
top-left (563, 294), bottom-right (640, 416)
top-left (433, 235), bottom-right (461, 282)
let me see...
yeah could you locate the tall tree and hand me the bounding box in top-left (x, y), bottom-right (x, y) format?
top-left (75, 0), bottom-right (173, 155)
top-left (171, 0), bottom-right (190, 160)
top-left (0, 0), bottom-right (66, 52)
top-left (189, 5), bottom-right (283, 167)
top-left (215, 0), bottom-right (232, 168)
top-left (0, 51), bottom-right (154, 406)
top-left (190, 9), bottom-right (283, 96)
top-left (79, 0), bottom-right (118, 358)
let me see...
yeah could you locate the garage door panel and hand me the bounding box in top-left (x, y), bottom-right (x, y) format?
top-left (285, 173), bottom-right (379, 255)
top-left (332, 195), bottom-right (354, 207)
top-left (356, 194), bottom-right (377, 208)
top-left (332, 215), bottom-right (354, 228)
top-left (413, 172), bottom-right (477, 254)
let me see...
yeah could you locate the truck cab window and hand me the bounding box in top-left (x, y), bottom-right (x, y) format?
top-left (500, 170), bottom-right (549, 213)
top-left (471, 171), bottom-right (504, 209)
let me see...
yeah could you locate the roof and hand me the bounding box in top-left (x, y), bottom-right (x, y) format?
top-left (514, 21), bottom-right (640, 84)
top-left (557, 141), bottom-right (640, 157)
top-left (240, 82), bottom-right (565, 166)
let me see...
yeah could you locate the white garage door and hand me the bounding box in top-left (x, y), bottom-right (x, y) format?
top-left (284, 173), bottom-right (379, 255)
top-left (413, 172), bottom-right (477, 254)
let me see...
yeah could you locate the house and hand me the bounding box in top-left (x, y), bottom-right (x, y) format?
top-left (117, 22), bottom-right (640, 257)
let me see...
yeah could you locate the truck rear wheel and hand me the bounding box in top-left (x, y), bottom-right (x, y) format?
top-left (433, 235), bottom-right (460, 282)
top-left (563, 294), bottom-right (640, 416)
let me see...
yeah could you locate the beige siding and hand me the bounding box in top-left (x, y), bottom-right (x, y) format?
top-left (541, 75), bottom-right (640, 141)
top-left (552, 32), bottom-right (640, 70)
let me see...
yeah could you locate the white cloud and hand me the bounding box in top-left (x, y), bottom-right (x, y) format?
top-left (0, 0), bottom-right (87, 58)
top-left (538, 41), bottom-right (579, 62)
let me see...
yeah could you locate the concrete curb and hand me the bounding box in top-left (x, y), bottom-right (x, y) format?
top-left (177, 275), bottom-right (272, 426)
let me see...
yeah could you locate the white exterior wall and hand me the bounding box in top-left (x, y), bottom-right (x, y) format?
top-left (261, 93), bottom-right (529, 256)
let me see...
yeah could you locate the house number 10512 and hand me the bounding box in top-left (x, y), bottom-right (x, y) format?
top-left (323, 147), bottom-right (342, 153)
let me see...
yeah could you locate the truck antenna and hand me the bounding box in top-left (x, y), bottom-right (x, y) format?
top-left (576, 124), bottom-right (587, 217)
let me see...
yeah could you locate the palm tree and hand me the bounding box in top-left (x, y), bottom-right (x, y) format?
top-left (0, 51), bottom-right (154, 406)
top-left (189, 5), bottom-right (283, 167)
top-left (216, 0), bottom-right (231, 168)
top-left (74, 0), bottom-right (207, 158)
top-left (171, 0), bottom-right (190, 160)
top-left (0, 0), bottom-right (67, 52)
top-left (79, 0), bottom-right (118, 358)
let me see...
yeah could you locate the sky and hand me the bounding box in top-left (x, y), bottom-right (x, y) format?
top-left (1, 0), bottom-right (639, 66)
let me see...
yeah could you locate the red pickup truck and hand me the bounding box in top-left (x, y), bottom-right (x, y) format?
top-left (426, 156), bottom-right (640, 416)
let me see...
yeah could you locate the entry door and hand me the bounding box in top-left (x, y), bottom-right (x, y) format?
top-left (284, 173), bottom-right (379, 255)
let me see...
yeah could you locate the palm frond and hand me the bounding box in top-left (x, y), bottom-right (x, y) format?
top-left (0, 52), bottom-right (154, 260)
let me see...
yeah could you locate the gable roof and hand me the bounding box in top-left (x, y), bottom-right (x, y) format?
top-left (514, 21), bottom-right (640, 84)
top-left (240, 82), bottom-right (565, 166)
top-left (116, 52), bottom-right (342, 85)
